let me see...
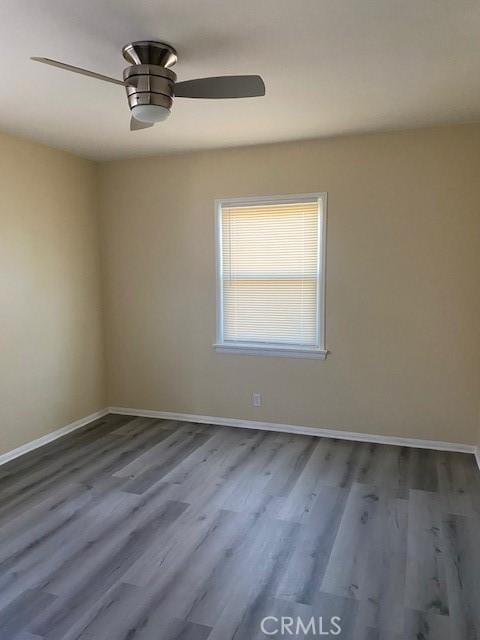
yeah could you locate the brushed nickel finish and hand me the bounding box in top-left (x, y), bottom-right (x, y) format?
top-left (127, 92), bottom-right (173, 110)
top-left (123, 62), bottom-right (175, 121)
top-left (123, 64), bottom-right (177, 83)
top-left (122, 41), bottom-right (178, 68)
top-left (125, 76), bottom-right (173, 98)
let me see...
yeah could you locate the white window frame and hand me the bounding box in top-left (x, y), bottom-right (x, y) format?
top-left (214, 192), bottom-right (328, 359)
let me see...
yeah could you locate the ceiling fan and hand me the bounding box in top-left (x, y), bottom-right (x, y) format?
top-left (31, 41), bottom-right (266, 131)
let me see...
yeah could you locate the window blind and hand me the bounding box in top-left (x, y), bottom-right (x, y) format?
top-left (219, 199), bottom-right (321, 347)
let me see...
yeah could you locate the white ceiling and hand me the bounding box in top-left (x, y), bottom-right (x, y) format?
top-left (2, 0), bottom-right (480, 160)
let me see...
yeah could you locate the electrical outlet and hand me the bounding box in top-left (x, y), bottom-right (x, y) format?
top-left (252, 393), bottom-right (262, 407)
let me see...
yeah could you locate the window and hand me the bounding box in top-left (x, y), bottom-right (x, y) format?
top-left (214, 193), bottom-right (327, 358)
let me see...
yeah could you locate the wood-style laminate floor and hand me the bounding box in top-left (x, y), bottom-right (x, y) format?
top-left (0, 414), bottom-right (479, 640)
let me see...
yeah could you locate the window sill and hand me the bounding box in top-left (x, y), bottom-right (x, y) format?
top-left (213, 343), bottom-right (328, 360)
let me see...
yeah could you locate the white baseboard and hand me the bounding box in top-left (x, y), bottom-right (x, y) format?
top-left (108, 406), bottom-right (476, 455)
top-left (1, 405), bottom-right (476, 469)
top-left (0, 408), bottom-right (109, 467)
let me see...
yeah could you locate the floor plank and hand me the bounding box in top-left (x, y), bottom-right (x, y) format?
top-left (0, 414), bottom-right (479, 640)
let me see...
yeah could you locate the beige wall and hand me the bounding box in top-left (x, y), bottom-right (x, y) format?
top-left (99, 125), bottom-right (480, 445)
top-left (2, 125), bottom-right (479, 455)
top-left (0, 132), bottom-right (105, 455)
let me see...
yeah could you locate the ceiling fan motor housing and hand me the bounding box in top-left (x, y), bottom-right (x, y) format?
top-left (124, 64), bottom-right (176, 112)
top-left (122, 42), bottom-right (177, 116)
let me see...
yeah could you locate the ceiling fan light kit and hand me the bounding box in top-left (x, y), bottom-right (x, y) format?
top-left (124, 42), bottom-right (176, 124)
top-left (31, 40), bottom-right (265, 132)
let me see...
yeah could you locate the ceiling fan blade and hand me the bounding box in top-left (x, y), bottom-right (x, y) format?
top-left (174, 75), bottom-right (265, 99)
top-left (31, 57), bottom-right (126, 86)
top-left (130, 116), bottom-right (154, 131)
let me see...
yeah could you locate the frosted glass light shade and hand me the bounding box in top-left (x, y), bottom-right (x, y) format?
top-left (132, 104), bottom-right (170, 123)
